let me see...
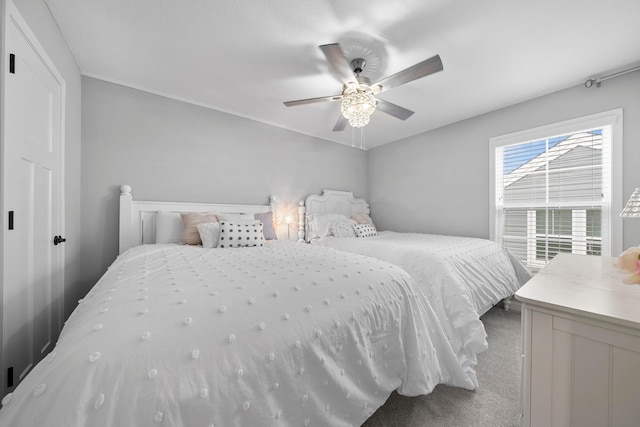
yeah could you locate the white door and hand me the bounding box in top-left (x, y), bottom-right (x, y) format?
top-left (2, 0), bottom-right (65, 394)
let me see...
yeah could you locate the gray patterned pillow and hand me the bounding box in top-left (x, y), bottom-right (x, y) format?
top-left (354, 223), bottom-right (377, 237)
top-left (218, 220), bottom-right (265, 248)
top-left (328, 219), bottom-right (357, 238)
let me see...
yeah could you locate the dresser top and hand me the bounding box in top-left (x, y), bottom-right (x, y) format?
top-left (515, 253), bottom-right (640, 328)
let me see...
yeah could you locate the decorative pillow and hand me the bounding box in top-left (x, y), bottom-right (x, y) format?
top-left (218, 220), bottom-right (265, 248)
top-left (254, 211), bottom-right (277, 240)
top-left (180, 212), bottom-right (218, 245)
top-left (351, 214), bottom-right (374, 226)
top-left (155, 211), bottom-right (184, 244)
top-left (328, 218), bottom-right (357, 238)
top-left (197, 222), bottom-right (221, 248)
top-left (354, 223), bottom-right (378, 237)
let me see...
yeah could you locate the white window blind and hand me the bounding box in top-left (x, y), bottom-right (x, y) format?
top-left (490, 110), bottom-right (622, 271)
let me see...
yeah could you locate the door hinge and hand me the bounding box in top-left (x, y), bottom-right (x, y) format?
top-left (7, 366), bottom-right (13, 388)
top-left (8, 211), bottom-right (14, 230)
top-left (9, 53), bottom-right (15, 74)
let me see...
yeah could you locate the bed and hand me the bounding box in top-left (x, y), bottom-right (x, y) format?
top-left (0, 185), bottom-right (482, 427)
top-left (303, 189), bottom-right (532, 372)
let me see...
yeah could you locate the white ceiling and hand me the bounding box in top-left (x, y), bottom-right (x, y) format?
top-left (45, 0), bottom-right (640, 149)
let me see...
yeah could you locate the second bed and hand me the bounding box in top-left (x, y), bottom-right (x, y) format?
top-left (304, 190), bottom-right (531, 372)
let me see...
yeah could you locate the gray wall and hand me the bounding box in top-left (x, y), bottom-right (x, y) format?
top-left (12, 0), bottom-right (82, 318)
top-left (368, 71), bottom-right (640, 250)
top-left (81, 65), bottom-right (640, 298)
top-left (81, 77), bottom-right (368, 289)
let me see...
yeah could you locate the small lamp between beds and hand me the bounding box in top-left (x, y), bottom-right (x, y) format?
top-left (285, 215), bottom-right (294, 239)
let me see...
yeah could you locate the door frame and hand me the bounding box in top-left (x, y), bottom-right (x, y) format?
top-left (0, 0), bottom-right (66, 397)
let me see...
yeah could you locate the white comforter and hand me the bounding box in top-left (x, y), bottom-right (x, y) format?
top-left (315, 232), bottom-right (530, 378)
top-left (0, 242), bottom-right (477, 427)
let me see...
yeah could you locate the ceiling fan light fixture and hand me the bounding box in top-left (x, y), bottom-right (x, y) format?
top-left (340, 88), bottom-right (376, 128)
top-left (284, 44), bottom-right (442, 131)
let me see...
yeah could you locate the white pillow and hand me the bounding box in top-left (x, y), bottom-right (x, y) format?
top-left (218, 220), bottom-right (265, 248)
top-left (307, 214), bottom-right (348, 240)
top-left (155, 211), bottom-right (183, 243)
top-left (328, 218), bottom-right (357, 238)
top-left (354, 223), bottom-right (377, 237)
top-left (197, 222), bottom-right (221, 248)
top-left (218, 213), bottom-right (255, 222)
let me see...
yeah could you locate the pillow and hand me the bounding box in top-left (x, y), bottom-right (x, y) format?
top-left (155, 211), bottom-right (184, 243)
top-left (180, 212), bottom-right (218, 245)
top-left (351, 214), bottom-right (374, 226)
top-left (197, 222), bottom-right (221, 248)
top-left (254, 211), bottom-right (277, 240)
top-left (218, 213), bottom-right (254, 222)
top-left (354, 223), bottom-right (378, 237)
top-left (307, 214), bottom-right (348, 240)
top-left (328, 218), bottom-right (357, 238)
top-left (218, 220), bottom-right (265, 248)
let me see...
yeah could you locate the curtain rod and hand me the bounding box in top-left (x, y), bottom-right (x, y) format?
top-left (584, 65), bottom-right (640, 88)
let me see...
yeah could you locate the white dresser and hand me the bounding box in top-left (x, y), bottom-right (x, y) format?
top-left (516, 253), bottom-right (640, 427)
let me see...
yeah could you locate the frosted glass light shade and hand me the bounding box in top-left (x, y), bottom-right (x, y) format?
top-left (341, 90), bottom-right (376, 128)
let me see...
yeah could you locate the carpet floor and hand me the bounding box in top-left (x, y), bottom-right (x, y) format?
top-left (363, 306), bottom-right (522, 427)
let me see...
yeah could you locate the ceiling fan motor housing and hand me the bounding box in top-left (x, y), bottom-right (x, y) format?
top-left (350, 58), bottom-right (366, 75)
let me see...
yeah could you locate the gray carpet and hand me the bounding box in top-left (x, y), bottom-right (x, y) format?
top-left (363, 306), bottom-right (522, 427)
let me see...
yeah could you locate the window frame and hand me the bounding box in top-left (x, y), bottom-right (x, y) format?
top-left (489, 109), bottom-right (623, 268)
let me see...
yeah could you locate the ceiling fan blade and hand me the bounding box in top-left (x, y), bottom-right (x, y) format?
top-left (376, 98), bottom-right (415, 120)
top-left (332, 114), bottom-right (348, 132)
top-left (373, 54), bottom-right (443, 93)
top-left (319, 43), bottom-right (357, 85)
top-left (284, 94), bottom-right (342, 107)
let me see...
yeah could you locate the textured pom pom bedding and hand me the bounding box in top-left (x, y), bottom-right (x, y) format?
top-left (0, 242), bottom-right (479, 426)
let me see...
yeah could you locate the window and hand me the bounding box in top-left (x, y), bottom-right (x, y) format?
top-left (490, 110), bottom-right (622, 271)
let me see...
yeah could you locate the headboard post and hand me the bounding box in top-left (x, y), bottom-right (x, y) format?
top-left (119, 185), bottom-right (133, 254)
top-left (269, 196), bottom-right (277, 216)
top-left (297, 201), bottom-right (305, 242)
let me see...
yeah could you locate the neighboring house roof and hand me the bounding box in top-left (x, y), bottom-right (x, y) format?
top-left (504, 131), bottom-right (603, 188)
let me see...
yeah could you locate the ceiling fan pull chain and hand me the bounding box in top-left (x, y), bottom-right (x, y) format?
top-left (351, 126), bottom-right (355, 148)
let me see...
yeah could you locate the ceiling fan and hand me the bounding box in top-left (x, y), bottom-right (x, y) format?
top-left (284, 43), bottom-right (443, 131)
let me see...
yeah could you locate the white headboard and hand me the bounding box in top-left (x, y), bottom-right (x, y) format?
top-left (303, 189), bottom-right (369, 242)
top-left (118, 185), bottom-right (302, 254)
